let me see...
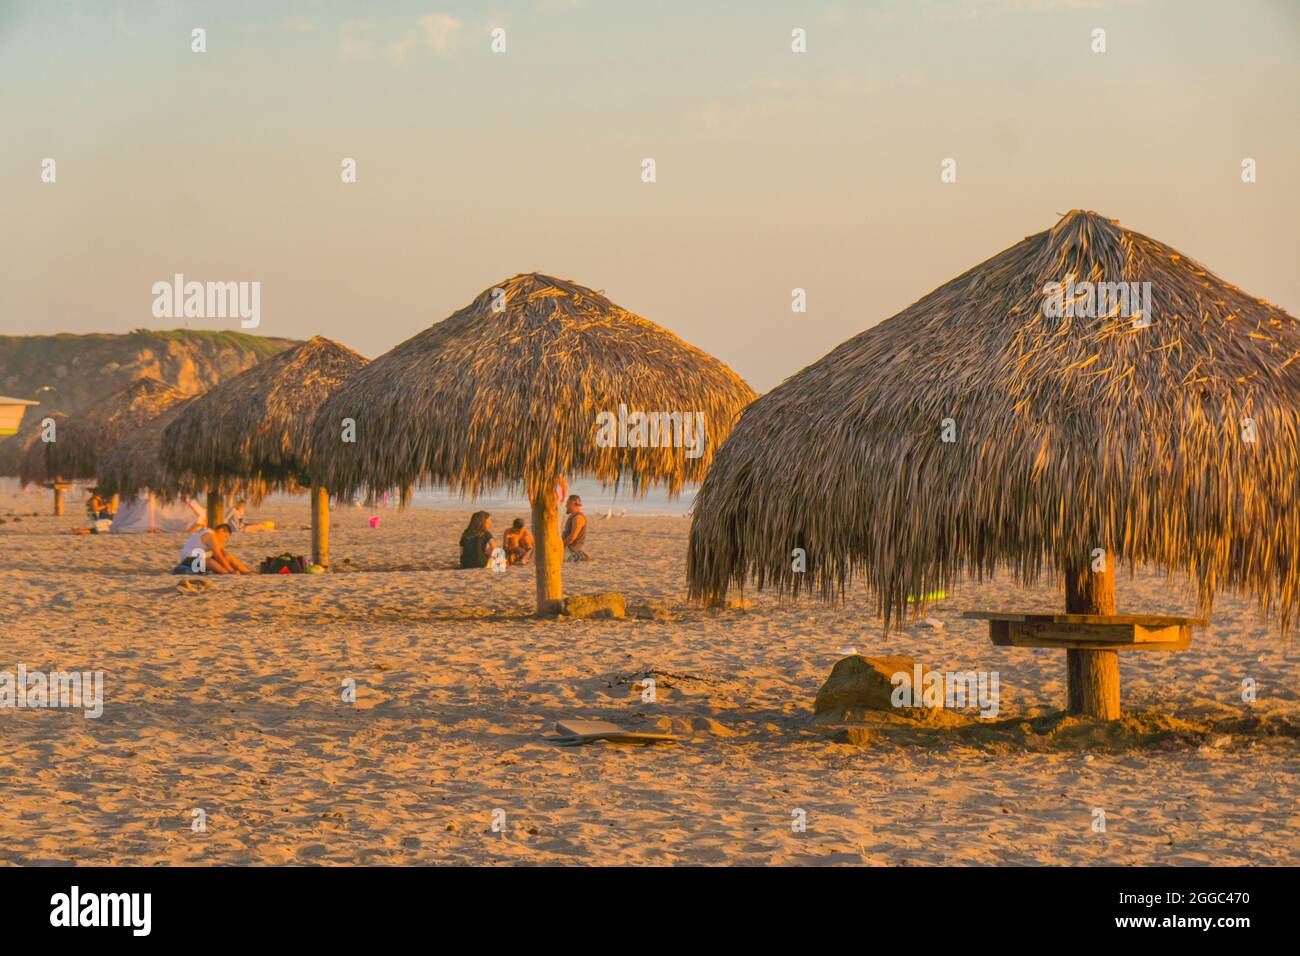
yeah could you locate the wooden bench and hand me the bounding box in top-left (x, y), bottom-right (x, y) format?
top-left (962, 610), bottom-right (1206, 718)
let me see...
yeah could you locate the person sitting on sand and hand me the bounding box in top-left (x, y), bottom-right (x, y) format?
top-left (503, 518), bottom-right (534, 565)
top-left (87, 492), bottom-right (114, 521)
top-left (226, 499), bottom-right (247, 533)
top-left (459, 511), bottom-right (496, 569)
top-left (225, 498), bottom-right (271, 533)
top-left (173, 523), bottom-right (250, 575)
top-left (562, 495), bottom-right (590, 562)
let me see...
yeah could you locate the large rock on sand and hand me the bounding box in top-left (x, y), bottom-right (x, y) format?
top-left (814, 655), bottom-right (945, 715)
top-left (560, 593), bottom-right (626, 619)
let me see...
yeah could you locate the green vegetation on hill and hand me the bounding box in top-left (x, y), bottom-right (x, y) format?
top-left (125, 329), bottom-right (292, 361)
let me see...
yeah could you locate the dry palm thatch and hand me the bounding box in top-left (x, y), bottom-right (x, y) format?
top-left (1, 406), bottom-right (55, 478)
top-left (308, 273), bottom-right (756, 613)
top-left (162, 336), bottom-right (368, 565)
top-left (163, 337), bottom-right (369, 488)
top-left (17, 412), bottom-right (66, 487)
top-left (96, 397), bottom-right (199, 499)
top-left (16, 412), bottom-right (77, 514)
top-left (0, 433), bottom-right (29, 478)
top-left (310, 274), bottom-right (756, 499)
top-left (45, 376), bottom-right (188, 481)
top-left (688, 210), bottom-right (1300, 638)
top-left (96, 396), bottom-right (265, 503)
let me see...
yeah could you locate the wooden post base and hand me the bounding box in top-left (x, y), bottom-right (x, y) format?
top-left (1066, 648), bottom-right (1121, 719)
top-left (1064, 558), bottom-right (1121, 720)
top-left (310, 483), bottom-right (329, 568)
top-left (532, 488), bottom-right (563, 616)
top-left (52, 482), bottom-right (66, 517)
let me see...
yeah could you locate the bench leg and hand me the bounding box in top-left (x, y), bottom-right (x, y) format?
top-left (1067, 648), bottom-right (1121, 720)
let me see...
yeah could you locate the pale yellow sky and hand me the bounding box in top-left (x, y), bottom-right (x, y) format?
top-left (2, 0), bottom-right (1297, 391)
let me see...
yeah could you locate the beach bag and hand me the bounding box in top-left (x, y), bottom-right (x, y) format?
top-left (259, 553), bottom-right (308, 574)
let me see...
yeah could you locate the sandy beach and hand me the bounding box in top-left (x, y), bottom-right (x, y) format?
top-left (0, 487), bottom-right (1294, 866)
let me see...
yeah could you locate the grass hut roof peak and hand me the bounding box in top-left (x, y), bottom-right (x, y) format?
top-left (308, 273), bottom-right (757, 500)
top-left (43, 375), bottom-right (188, 482)
top-left (163, 336), bottom-right (368, 487)
top-left (688, 209), bottom-right (1300, 634)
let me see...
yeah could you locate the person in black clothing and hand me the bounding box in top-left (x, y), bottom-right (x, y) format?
top-left (459, 511), bottom-right (496, 569)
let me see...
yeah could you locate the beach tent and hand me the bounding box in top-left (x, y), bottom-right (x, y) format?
top-left (162, 337), bottom-right (368, 567)
top-left (110, 494), bottom-right (204, 534)
top-left (308, 273), bottom-right (756, 615)
top-left (687, 210), bottom-right (1299, 718)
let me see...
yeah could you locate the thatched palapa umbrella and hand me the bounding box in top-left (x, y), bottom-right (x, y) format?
top-left (688, 210), bottom-right (1300, 718)
top-left (162, 337), bottom-right (368, 566)
top-left (309, 273), bottom-right (756, 615)
top-left (17, 412), bottom-right (68, 514)
top-left (96, 395), bottom-right (256, 499)
top-left (46, 376), bottom-right (188, 486)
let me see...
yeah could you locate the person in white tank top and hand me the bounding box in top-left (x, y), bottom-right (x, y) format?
top-left (179, 528), bottom-right (211, 565)
top-left (175, 524), bottom-right (250, 574)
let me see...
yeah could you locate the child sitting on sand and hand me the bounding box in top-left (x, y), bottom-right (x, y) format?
top-left (503, 518), bottom-right (534, 565)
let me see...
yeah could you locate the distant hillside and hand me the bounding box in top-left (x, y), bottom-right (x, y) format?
top-left (0, 329), bottom-right (299, 472)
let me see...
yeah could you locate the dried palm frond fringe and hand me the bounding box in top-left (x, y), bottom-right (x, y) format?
top-left (687, 210), bottom-right (1300, 636)
top-left (0, 421), bottom-right (40, 478)
top-left (97, 396), bottom-right (266, 503)
top-left (163, 337), bottom-right (369, 489)
top-left (16, 411), bottom-right (67, 486)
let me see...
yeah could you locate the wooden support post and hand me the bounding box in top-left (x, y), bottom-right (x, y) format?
top-left (52, 481), bottom-right (66, 517)
top-left (531, 487), bottom-right (563, 616)
top-left (206, 491), bottom-right (223, 529)
top-left (1064, 558), bottom-right (1121, 720)
top-left (311, 483), bottom-right (329, 568)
